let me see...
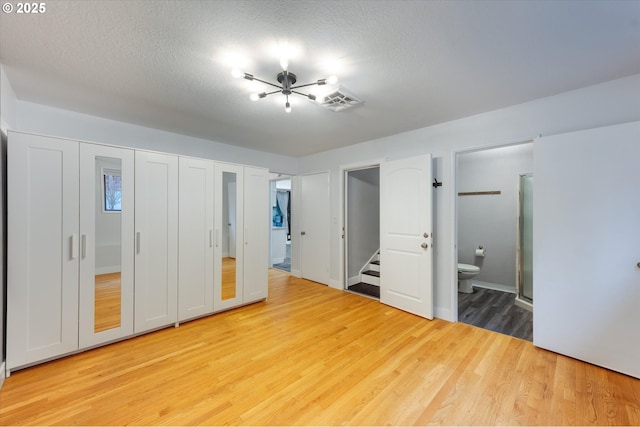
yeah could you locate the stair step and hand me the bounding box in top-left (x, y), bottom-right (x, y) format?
top-left (347, 282), bottom-right (380, 299)
top-left (361, 274), bottom-right (380, 286)
top-left (368, 263), bottom-right (380, 272)
top-left (362, 270), bottom-right (380, 277)
top-left (370, 260), bottom-right (380, 265)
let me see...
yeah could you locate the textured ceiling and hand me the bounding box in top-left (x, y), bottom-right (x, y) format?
top-left (1, 0), bottom-right (639, 157)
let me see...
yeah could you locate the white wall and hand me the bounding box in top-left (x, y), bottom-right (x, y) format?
top-left (347, 168), bottom-right (380, 281)
top-left (297, 73), bottom-right (640, 321)
top-left (15, 101), bottom-right (298, 175)
top-left (1, 65), bottom-right (17, 134)
top-left (457, 144), bottom-right (533, 290)
top-left (0, 64), bottom-right (17, 385)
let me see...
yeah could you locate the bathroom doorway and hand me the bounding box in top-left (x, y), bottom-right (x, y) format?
top-left (455, 143), bottom-right (533, 341)
top-left (270, 177), bottom-right (291, 272)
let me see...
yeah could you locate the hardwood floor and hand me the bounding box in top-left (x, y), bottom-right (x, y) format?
top-left (458, 287), bottom-right (533, 341)
top-left (1, 269), bottom-right (639, 425)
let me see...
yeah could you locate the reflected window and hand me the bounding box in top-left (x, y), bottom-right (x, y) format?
top-left (102, 168), bottom-right (122, 212)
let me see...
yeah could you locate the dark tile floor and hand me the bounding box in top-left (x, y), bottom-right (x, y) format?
top-left (272, 243), bottom-right (291, 272)
top-left (458, 287), bottom-right (533, 341)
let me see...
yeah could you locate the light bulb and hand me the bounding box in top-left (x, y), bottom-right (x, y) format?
top-left (231, 68), bottom-right (243, 79)
top-left (280, 57), bottom-right (289, 71)
top-left (285, 102), bottom-right (291, 113)
top-left (327, 75), bottom-right (338, 85)
top-left (250, 93), bottom-right (259, 101)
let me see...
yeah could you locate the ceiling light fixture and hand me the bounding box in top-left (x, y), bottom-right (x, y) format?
top-left (232, 64), bottom-right (337, 113)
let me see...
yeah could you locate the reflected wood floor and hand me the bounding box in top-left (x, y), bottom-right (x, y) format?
top-left (222, 257), bottom-right (237, 300)
top-left (1, 269), bottom-right (639, 425)
top-left (94, 272), bottom-right (121, 332)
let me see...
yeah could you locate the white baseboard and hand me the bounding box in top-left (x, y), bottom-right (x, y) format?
top-left (95, 266), bottom-right (121, 275)
top-left (472, 280), bottom-right (515, 294)
top-left (290, 269), bottom-right (301, 278)
top-left (329, 279), bottom-right (341, 290)
top-left (0, 361), bottom-right (5, 389)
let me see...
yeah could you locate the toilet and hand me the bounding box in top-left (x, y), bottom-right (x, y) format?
top-left (458, 263), bottom-right (480, 293)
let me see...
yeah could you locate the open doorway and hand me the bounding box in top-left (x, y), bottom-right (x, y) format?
top-left (270, 177), bottom-right (291, 272)
top-left (344, 166), bottom-right (380, 299)
top-left (455, 142), bottom-right (533, 341)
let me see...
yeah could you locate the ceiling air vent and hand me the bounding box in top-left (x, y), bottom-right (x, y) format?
top-left (315, 86), bottom-right (362, 112)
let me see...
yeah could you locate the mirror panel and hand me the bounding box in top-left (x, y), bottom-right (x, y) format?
top-left (221, 171), bottom-right (238, 301)
top-left (94, 156), bottom-right (122, 332)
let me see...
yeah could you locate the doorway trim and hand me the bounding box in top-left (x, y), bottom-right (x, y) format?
top-left (339, 158), bottom-right (385, 290)
top-left (450, 137), bottom-right (536, 322)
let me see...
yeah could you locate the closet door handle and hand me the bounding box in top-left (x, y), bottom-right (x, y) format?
top-left (71, 234), bottom-right (79, 260)
top-left (209, 229), bottom-right (213, 248)
top-left (215, 229), bottom-right (219, 247)
top-left (81, 234), bottom-right (87, 259)
top-left (136, 232), bottom-right (141, 254)
top-left (245, 227), bottom-right (249, 245)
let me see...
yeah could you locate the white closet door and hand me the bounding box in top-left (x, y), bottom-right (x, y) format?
top-left (134, 151), bottom-right (179, 333)
top-left (78, 144), bottom-right (135, 348)
top-left (380, 154), bottom-right (434, 319)
top-left (178, 157), bottom-right (215, 321)
top-left (214, 162), bottom-right (244, 311)
top-left (534, 122), bottom-right (640, 379)
top-left (7, 132), bottom-right (79, 370)
top-left (300, 172), bottom-right (330, 285)
top-left (243, 166), bottom-right (269, 303)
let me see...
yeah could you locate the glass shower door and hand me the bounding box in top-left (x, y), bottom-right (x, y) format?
top-left (519, 174), bottom-right (533, 302)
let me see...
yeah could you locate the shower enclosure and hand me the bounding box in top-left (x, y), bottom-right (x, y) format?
top-left (516, 174), bottom-right (533, 309)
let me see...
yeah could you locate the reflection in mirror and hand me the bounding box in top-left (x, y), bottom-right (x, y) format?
top-left (94, 156), bottom-right (122, 332)
top-left (222, 171), bottom-right (237, 300)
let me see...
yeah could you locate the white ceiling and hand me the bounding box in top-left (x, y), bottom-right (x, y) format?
top-left (1, 0), bottom-right (639, 157)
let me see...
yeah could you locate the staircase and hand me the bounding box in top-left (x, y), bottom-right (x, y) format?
top-left (347, 251), bottom-right (381, 298)
top-left (360, 255), bottom-right (380, 286)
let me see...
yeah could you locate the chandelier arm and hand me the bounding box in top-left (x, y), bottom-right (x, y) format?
top-left (263, 89), bottom-right (281, 96)
top-left (291, 90), bottom-right (311, 97)
top-left (251, 76), bottom-right (283, 90)
top-left (290, 82), bottom-right (321, 90)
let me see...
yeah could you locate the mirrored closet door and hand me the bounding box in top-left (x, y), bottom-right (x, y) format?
top-left (214, 163), bottom-right (244, 311)
top-left (79, 144), bottom-right (135, 348)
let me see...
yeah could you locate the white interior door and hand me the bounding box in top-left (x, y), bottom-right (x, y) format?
top-left (243, 166), bottom-right (269, 303)
top-left (300, 172), bottom-right (330, 285)
top-left (534, 121), bottom-right (640, 379)
top-left (7, 132), bottom-right (79, 370)
top-left (380, 155), bottom-right (433, 319)
top-left (214, 162), bottom-right (244, 311)
top-left (178, 157), bottom-right (214, 321)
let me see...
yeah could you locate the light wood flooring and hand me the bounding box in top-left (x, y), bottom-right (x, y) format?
top-left (1, 269), bottom-right (639, 425)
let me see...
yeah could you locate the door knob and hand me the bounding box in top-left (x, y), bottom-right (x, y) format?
top-left (421, 242), bottom-right (428, 249)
